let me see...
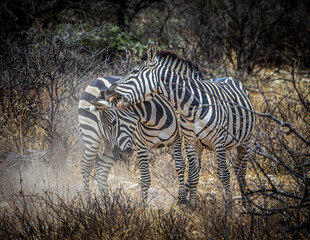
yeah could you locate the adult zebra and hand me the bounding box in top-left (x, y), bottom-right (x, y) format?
top-left (105, 43), bottom-right (255, 209)
top-left (78, 76), bottom-right (186, 203)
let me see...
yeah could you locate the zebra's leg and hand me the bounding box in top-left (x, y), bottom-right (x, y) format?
top-left (81, 140), bottom-right (100, 203)
top-left (95, 146), bottom-right (116, 200)
top-left (185, 181), bottom-right (190, 197)
top-left (214, 139), bottom-right (232, 212)
top-left (171, 136), bottom-right (187, 205)
top-left (185, 141), bottom-right (202, 208)
top-left (233, 144), bottom-right (249, 209)
top-left (137, 146), bottom-right (151, 203)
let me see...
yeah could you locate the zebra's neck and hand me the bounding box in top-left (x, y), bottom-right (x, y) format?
top-left (153, 52), bottom-right (205, 116)
top-left (157, 65), bottom-right (204, 119)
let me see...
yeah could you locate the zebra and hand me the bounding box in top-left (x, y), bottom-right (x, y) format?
top-left (78, 76), bottom-right (186, 203)
top-left (104, 43), bottom-right (255, 209)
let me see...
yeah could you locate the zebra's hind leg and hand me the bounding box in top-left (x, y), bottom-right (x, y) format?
top-left (185, 141), bottom-right (202, 209)
top-left (137, 146), bottom-right (151, 204)
top-left (233, 144), bottom-right (250, 209)
top-left (81, 145), bottom-right (99, 203)
top-left (214, 140), bottom-right (233, 213)
top-left (95, 146), bottom-right (116, 201)
top-left (171, 137), bottom-right (188, 205)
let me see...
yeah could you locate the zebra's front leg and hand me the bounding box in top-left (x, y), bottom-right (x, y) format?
top-left (171, 137), bottom-right (188, 205)
top-left (95, 147), bottom-right (116, 200)
top-left (137, 146), bottom-right (151, 203)
top-left (185, 141), bottom-right (202, 208)
top-left (214, 140), bottom-right (232, 212)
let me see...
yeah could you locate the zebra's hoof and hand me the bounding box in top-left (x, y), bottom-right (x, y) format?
top-left (187, 201), bottom-right (198, 210)
top-left (177, 199), bottom-right (189, 206)
top-left (139, 199), bottom-right (149, 208)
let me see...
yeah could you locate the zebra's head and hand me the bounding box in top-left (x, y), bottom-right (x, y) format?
top-left (99, 106), bottom-right (138, 161)
top-left (105, 43), bottom-right (159, 108)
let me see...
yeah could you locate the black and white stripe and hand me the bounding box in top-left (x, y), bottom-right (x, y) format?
top-left (105, 43), bottom-right (255, 208)
top-left (78, 76), bottom-right (186, 203)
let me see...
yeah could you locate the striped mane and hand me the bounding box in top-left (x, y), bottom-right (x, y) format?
top-left (141, 50), bottom-right (204, 80)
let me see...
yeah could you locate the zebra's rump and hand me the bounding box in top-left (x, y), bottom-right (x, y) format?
top-left (212, 77), bottom-right (254, 145)
top-left (78, 77), bottom-right (121, 110)
top-left (179, 77), bottom-right (254, 149)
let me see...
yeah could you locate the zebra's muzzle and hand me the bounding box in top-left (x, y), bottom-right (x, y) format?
top-left (105, 95), bottom-right (130, 108)
top-left (105, 85), bottom-right (120, 103)
top-left (116, 96), bottom-right (130, 108)
top-left (108, 95), bottom-right (120, 104)
top-left (112, 146), bottom-right (133, 161)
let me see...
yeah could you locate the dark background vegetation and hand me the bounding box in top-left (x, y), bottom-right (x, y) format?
top-left (0, 0), bottom-right (309, 239)
top-left (2, 0), bottom-right (310, 70)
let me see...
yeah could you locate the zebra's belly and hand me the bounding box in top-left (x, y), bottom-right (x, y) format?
top-left (134, 136), bottom-right (176, 149)
top-left (180, 117), bottom-right (240, 150)
top-left (180, 119), bottom-right (216, 150)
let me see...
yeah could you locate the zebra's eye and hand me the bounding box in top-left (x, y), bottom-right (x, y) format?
top-left (132, 68), bottom-right (139, 74)
top-left (111, 117), bottom-right (117, 125)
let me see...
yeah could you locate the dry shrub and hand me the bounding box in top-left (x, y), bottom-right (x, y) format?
top-left (0, 24), bottom-right (309, 240)
top-left (2, 187), bottom-right (306, 240)
top-left (0, 27), bottom-right (137, 169)
top-left (244, 66), bottom-right (310, 239)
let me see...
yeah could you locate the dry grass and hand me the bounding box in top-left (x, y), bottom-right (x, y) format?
top-left (0, 157), bottom-right (289, 240)
top-left (0, 141), bottom-right (308, 239)
top-left (0, 65), bottom-right (309, 239)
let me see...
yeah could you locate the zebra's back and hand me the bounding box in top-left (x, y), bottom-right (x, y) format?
top-left (210, 77), bottom-right (254, 148)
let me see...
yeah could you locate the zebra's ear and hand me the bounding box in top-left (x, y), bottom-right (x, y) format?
top-left (147, 42), bottom-right (157, 64)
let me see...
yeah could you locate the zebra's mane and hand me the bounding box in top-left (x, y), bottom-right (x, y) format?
top-left (141, 50), bottom-right (204, 80)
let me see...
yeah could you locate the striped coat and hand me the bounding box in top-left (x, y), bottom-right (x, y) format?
top-left (104, 43), bottom-right (255, 209)
top-left (78, 76), bottom-right (186, 203)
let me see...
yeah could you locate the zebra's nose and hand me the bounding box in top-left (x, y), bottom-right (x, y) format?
top-left (112, 146), bottom-right (122, 160)
top-left (125, 147), bottom-right (134, 157)
top-left (112, 146), bottom-right (133, 161)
